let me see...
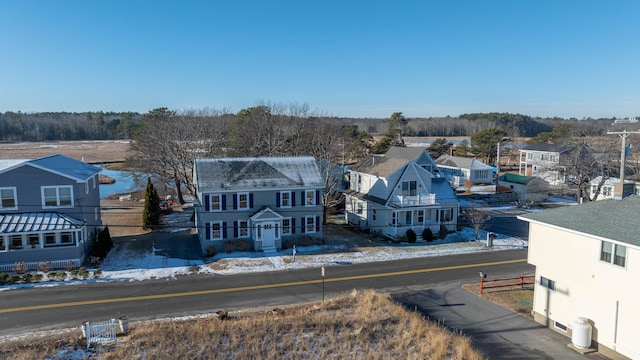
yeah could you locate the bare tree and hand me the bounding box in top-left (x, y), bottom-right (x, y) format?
top-left (129, 107), bottom-right (231, 203)
top-left (465, 208), bottom-right (489, 240)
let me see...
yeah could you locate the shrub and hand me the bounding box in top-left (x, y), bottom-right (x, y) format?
top-left (406, 229), bottom-right (417, 243)
top-left (91, 226), bottom-right (113, 260)
top-left (235, 239), bottom-right (252, 252)
top-left (0, 272), bottom-right (8, 284)
top-left (13, 261), bottom-right (27, 274)
top-left (6, 275), bottom-right (19, 284)
top-left (47, 271), bottom-right (58, 281)
top-left (282, 239), bottom-right (295, 249)
top-left (93, 269), bottom-right (102, 278)
top-left (64, 261), bottom-right (76, 272)
top-left (422, 228), bottom-right (434, 242)
top-left (21, 273), bottom-right (32, 283)
top-left (56, 272), bottom-right (67, 281)
top-left (222, 240), bottom-right (235, 254)
top-left (439, 225), bottom-right (448, 240)
top-left (32, 273), bottom-right (43, 282)
top-left (79, 267), bottom-right (89, 279)
top-left (70, 269), bottom-right (79, 279)
top-left (205, 245), bottom-right (218, 257)
top-left (301, 236), bottom-right (314, 246)
top-left (38, 261), bottom-right (52, 273)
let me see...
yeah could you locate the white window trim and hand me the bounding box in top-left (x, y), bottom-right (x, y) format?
top-left (0, 187), bottom-right (18, 210)
top-left (238, 220), bottom-right (250, 238)
top-left (41, 185), bottom-right (74, 208)
top-left (237, 192), bottom-right (249, 210)
top-left (280, 191), bottom-right (292, 208)
top-left (305, 190), bottom-right (315, 206)
top-left (210, 194), bottom-right (222, 212)
top-left (210, 221), bottom-right (223, 240)
top-left (282, 218), bottom-right (291, 234)
top-left (305, 216), bottom-right (316, 234)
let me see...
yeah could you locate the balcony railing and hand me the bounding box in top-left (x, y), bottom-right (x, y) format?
top-left (389, 193), bottom-right (436, 207)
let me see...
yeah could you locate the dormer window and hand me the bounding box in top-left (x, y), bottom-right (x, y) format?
top-left (401, 181), bottom-right (417, 196)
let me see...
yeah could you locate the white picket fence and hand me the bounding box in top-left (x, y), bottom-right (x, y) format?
top-left (0, 259), bottom-right (80, 272)
top-left (84, 319), bottom-right (117, 348)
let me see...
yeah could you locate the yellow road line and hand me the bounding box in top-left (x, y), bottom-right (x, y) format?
top-left (0, 258), bottom-right (526, 314)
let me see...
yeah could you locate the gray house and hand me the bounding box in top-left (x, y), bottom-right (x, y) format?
top-left (0, 154), bottom-right (102, 270)
top-left (193, 156), bottom-right (325, 253)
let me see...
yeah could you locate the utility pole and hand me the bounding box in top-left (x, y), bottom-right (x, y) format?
top-left (606, 130), bottom-right (640, 183)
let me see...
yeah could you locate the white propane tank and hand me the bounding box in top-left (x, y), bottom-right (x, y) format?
top-left (571, 317), bottom-right (592, 349)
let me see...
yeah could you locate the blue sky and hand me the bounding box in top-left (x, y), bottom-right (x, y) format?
top-left (1, 1), bottom-right (638, 119)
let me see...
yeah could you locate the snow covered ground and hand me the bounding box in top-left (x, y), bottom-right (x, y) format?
top-left (0, 199), bottom-right (552, 291)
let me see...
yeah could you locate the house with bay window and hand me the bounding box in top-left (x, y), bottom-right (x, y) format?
top-left (344, 147), bottom-right (458, 240)
top-left (193, 156), bottom-right (324, 253)
top-left (0, 154), bottom-right (102, 270)
top-left (518, 196), bottom-right (640, 359)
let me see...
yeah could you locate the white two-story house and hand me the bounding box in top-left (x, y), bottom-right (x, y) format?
top-left (345, 147), bottom-right (458, 240)
top-left (518, 197), bottom-right (640, 359)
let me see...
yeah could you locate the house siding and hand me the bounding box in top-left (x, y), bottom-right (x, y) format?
top-left (195, 187), bottom-right (324, 252)
top-left (0, 157), bottom-right (102, 268)
top-left (528, 222), bottom-right (640, 359)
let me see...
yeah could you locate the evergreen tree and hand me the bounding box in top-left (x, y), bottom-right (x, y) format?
top-left (142, 177), bottom-right (161, 228)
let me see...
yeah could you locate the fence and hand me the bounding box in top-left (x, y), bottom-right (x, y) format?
top-left (0, 259), bottom-right (81, 273)
top-left (479, 273), bottom-right (534, 295)
top-left (84, 319), bottom-right (117, 348)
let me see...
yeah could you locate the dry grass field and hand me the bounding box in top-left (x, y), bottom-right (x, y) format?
top-left (0, 140), bottom-right (132, 164)
top-left (0, 290), bottom-right (486, 360)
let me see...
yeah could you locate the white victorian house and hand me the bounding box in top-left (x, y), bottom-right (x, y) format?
top-left (345, 147), bottom-right (458, 240)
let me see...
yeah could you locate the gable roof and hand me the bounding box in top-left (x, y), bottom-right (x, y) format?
top-left (435, 155), bottom-right (492, 170)
top-left (520, 143), bottom-right (574, 153)
top-left (384, 147), bottom-right (427, 161)
top-left (0, 154), bottom-right (101, 181)
top-left (349, 146), bottom-right (437, 178)
top-left (518, 196), bottom-right (640, 247)
top-left (194, 156), bottom-right (323, 192)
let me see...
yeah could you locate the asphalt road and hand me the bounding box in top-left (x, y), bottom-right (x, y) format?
top-left (0, 249), bottom-right (530, 337)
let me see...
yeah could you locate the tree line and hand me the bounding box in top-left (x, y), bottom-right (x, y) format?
top-left (1, 109), bottom-right (627, 143)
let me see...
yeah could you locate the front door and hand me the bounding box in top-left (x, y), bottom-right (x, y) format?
top-left (261, 221), bottom-right (276, 249)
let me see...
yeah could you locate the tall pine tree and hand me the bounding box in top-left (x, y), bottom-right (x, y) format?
top-left (142, 177), bottom-right (161, 229)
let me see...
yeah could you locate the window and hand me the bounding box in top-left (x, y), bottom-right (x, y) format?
top-left (438, 209), bottom-right (452, 223)
top-left (554, 321), bottom-right (567, 332)
top-left (211, 222), bottom-right (222, 240)
top-left (280, 192), bottom-right (291, 208)
top-left (540, 276), bottom-right (555, 291)
top-left (45, 233), bottom-right (56, 246)
top-left (238, 221), bottom-right (249, 238)
top-left (0, 187), bottom-right (17, 210)
top-left (392, 212), bottom-right (397, 225)
top-left (28, 234), bottom-right (39, 247)
top-left (42, 186), bottom-right (73, 208)
top-left (356, 202), bottom-right (363, 215)
top-left (60, 232), bottom-right (73, 244)
top-left (602, 186), bottom-right (612, 196)
top-left (417, 210), bottom-right (424, 224)
top-left (591, 185), bottom-right (598, 194)
top-left (257, 225), bottom-right (262, 240)
top-left (238, 193), bottom-right (249, 210)
top-left (601, 241), bottom-right (626, 267)
top-left (372, 209), bottom-right (376, 221)
top-left (475, 170), bottom-right (489, 179)
top-left (10, 235), bottom-right (23, 249)
top-left (306, 190), bottom-right (315, 206)
top-left (305, 216), bottom-right (315, 234)
top-left (210, 195), bottom-right (221, 211)
top-left (282, 218), bottom-right (291, 234)
top-left (404, 211), bottom-right (412, 225)
top-left (402, 181), bottom-right (417, 196)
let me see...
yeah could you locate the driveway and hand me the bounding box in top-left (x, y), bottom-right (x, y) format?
top-left (394, 286), bottom-right (609, 360)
